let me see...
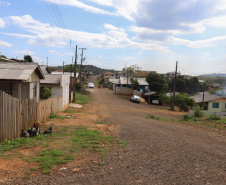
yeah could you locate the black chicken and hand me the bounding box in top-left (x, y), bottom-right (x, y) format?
top-left (27, 128), bottom-right (33, 137)
top-left (31, 127), bottom-right (40, 137)
top-left (43, 126), bottom-right (52, 135)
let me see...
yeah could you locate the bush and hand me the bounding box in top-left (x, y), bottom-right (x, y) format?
top-left (76, 82), bottom-right (82, 91)
top-left (175, 94), bottom-right (195, 111)
top-left (208, 113), bottom-right (220, 121)
top-left (159, 94), bottom-right (170, 106)
top-left (43, 87), bottom-right (53, 99)
top-left (183, 114), bottom-right (191, 121)
top-left (193, 105), bottom-right (204, 118)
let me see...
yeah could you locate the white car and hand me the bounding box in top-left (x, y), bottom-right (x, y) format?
top-left (130, 95), bottom-right (141, 103)
top-left (88, 83), bottom-right (94, 88)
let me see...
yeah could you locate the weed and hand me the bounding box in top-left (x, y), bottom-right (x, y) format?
top-left (193, 105), bottom-right (204, 118)
top-left (118, 141), bottom-right (128, 148)
top-left (64, 109), bottom-right (76, 113)
top-left (30, 167), bottom-right (37, 171)
top-left (183, 114), bottom-right (192, 121)
top-left (95, 121), bottom-right (105, 124)
top-left (99, 162), bottom-right (105, 166)
top-left (74, 92), bottom-right (89, 104)
top-left (64, 155), bottom-right (74, 161)
top-left (208, 113), bottom-right (220, 121)
top-left (146, 114), bottom-right (160, 119)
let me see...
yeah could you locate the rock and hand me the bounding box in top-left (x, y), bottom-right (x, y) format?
top-left (72, 168), bottom-right (80, 173)
top-left (60, 167), bottom-right (67, 171)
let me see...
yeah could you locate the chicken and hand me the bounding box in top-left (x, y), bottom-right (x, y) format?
top-left (27, 128), bottom-right (33, 137)
top-left (31, 127), bottom-right (40, 137)
top-left (43, 126), bottom-right (52, 135)
top-left (21, 129), bottom-right (30, 137)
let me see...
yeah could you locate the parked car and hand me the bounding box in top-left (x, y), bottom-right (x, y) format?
top-left (88, 83), bottom-right (94, 88)
top-left (152, 99), bottom-right (159, 104)
top-left (130, 95), bottom-right (141, 103)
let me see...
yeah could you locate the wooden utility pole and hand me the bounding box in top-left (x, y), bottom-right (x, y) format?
top-left (63, 61), bottom-right (65, 74)
top-left (73, 45), bottom-right (77, 102)
top-left (46, 57), bottom-right (48, 66)
top-left (171, 61), bottom-right (178, 111)
top-left (79, 48), bottom-right (86, 85)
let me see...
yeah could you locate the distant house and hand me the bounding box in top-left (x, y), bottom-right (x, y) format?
top-left (0, 62), bottom-right (44, 101)
top-left (119, 77), bottom-right (149, 93)
top-left (164, 71), bottom-right (181, 80)
top-left (190, 93), bottom-right (226, 113)
top-left (51, 71), bottom-right (79, 91)
top-left (40, 74), bottom-right (70, 110)
top-left (104, 72), bottom-right (116, 79)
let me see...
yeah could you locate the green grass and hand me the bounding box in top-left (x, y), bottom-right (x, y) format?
top-left (1, 126), bottom-right (128, 174)
top-left (74, 92), bottom-right (89, 104)
top-left (95, 121), bottom-right (105, 124)
top-left (145, 113), bottom-right (226, 130)
top-left (146, 114), bottom-right (161, 120)
top-left (64, 109), bottom-right (76, 113)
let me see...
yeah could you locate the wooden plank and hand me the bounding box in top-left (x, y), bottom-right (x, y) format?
top-left (0, 91), bottom-right (3, 142)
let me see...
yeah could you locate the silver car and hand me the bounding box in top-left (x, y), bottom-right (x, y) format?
top-left (88, 83), bottom-right (94, 88)
top-left (130, 95), bottom-right (141, 103)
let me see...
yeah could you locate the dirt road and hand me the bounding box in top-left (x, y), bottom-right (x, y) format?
top-left (11, 76), bottom-right (226, 184)
top-left (80, 77), bottom-right (226, 185)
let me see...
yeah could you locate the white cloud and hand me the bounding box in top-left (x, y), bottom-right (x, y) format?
top-left (0, 32), bottom-right (35, 38)
top-left (135, 51), bottom-right (143, 55)
top-left (4, 15), bottom-right (170, 52)
top-left (0, 1), bottom-right (11, 6)
top-left (32, 56), bottom-right (41, 61)
top-left (48, 50), bottom-right (55, 53)
top-left (14, 50), bottom-right (34, 55)
top-left (170, 35), bottom-right (226, 48)
top-left (65, 52), bottom-right (73, 56)
top-left (47, 0), bottom-right (116, 15)
top-left (0, 18), bottom-right (5, 28)
top-left (0, 40), bottom-right (13, 47)
top-left (104, 24), bottom-right (125, 32)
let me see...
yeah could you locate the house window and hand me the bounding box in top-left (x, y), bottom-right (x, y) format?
top-left (212, 102), bottom-right (219, 108)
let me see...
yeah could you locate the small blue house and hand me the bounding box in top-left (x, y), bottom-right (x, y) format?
top-left (119, 77), bottom-right (149, 93)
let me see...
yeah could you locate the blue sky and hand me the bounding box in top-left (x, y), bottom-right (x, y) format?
top-left (1, 0), bottom-right (226, 75)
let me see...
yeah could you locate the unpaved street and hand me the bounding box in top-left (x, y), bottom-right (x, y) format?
top-left (10, 76), bottom-right (226, 185)
top-left (57, 76), bottom-right (226, 184)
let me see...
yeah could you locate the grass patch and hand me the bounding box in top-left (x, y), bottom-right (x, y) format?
top-left (95, 121), bottom-right (105, 124)
top-left (74, 92), bottom-right (89, 104)
top-left (146, 114), bottom-right (161, 120)
top-left (64, 109), bottom-right (76, 113)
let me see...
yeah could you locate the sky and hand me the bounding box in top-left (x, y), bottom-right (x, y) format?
top-left (1, 0), bottom-right (226, 75)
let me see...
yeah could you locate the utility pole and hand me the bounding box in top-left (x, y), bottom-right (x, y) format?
top-left (79, 48), bottom-right (86, 85)
top-left (171, 61), bottom-right (178, 111)
top-left (73, 45), bottom-right (77, 102)
top-left (202, 82), bottom-right (205, 108)
top-left (71, 56), bottom-right (73, 77)
top-left (63, 61), bottom-right (65, 74)
top-left (46, 57), bottom-right (48, 66)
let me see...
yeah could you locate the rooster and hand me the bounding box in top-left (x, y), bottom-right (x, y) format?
top-left (43, 126), bottom-right (52, 135)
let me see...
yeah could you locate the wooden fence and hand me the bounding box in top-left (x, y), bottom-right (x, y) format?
top-left (0, 90), bottom-right (62, 142)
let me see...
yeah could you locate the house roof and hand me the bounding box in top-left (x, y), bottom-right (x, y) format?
top-left (104, 72), bottom-right (115, 75)
top-left (0, 62), bottom-right (44, 81)
top-left (40, 74), bottom-right (61, 84)
top-left (109, 79), bottom-right (120, 84)
top-left (190, 93), bottom-right (225, 103)
top-left (144, 91), bottom-right (158, 96)
top-left (51, 71), bottom-right (79, 78)
top-left (120, 77), bottom-right (149, 85)
top-left (40, 65), bottom-right (51, 75)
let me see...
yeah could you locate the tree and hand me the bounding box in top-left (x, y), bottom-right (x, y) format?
top-left (168, 76), bottom-right (186, 93)
top-left (146, 72), bottom-right (168, 93)
top-left (63, 65), bottom-right (79, 72)
top-left (159, 94), bottom-right (170, 106)
top-left (130, 78), bottom-right (140, 91)
top-left (175, 94), bottom-right (195, 111)
top-left (24, 55), bottom-right (33, 63)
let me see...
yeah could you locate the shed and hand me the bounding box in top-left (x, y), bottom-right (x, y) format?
top-left (0, 62), bottom-right (44, 101)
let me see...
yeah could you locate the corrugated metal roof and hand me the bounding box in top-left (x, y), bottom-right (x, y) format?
top-left (144, 91), bottom-right (158, 96)
top-left (120, 77), bottom-right (148, 85)
top-left (40, 74), bottom-right (61, 84)
top-left (190, 93), bottom-right (225, 103)
top-left (109, 79), bottom-right (120, 84)
top-left (51, 72), bottom-right (79, 78)
top-left (0, 62), bottom-right (44, 80)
